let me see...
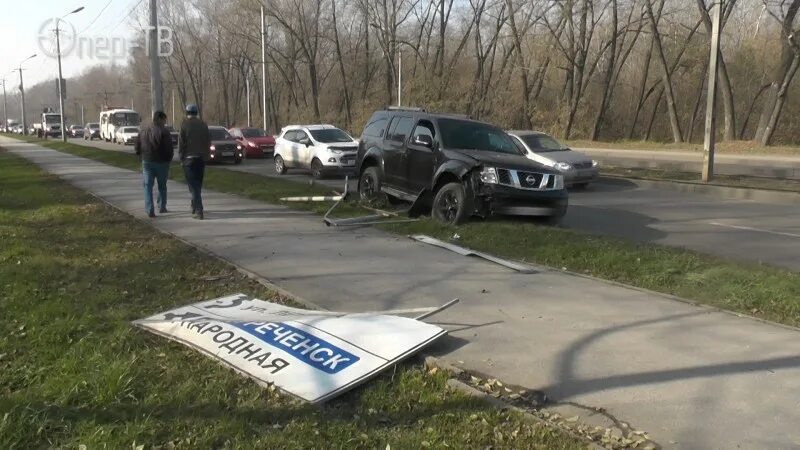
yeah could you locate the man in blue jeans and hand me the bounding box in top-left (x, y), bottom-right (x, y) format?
top-left (179, 104), bottom-right (211, 220)
top-left (135, 111), bottom-right (174, 217)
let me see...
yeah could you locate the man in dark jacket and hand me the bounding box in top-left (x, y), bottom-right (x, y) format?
top-left (179, 104), bottom-right (210, 220)
top-left (135, 110), bottom-right (174, 217)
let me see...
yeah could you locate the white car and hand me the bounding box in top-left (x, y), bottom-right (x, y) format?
top-left (507, 130), bottom-right (599, 188)
top-left (273, 124), bottom-right (359, 178)
top-left (115, 127), bottom-right (140, 145)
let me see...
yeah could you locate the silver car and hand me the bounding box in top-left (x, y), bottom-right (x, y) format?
top-left (507, 130), bottom-right (599, 188)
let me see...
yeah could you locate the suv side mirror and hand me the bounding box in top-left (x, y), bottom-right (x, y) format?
top-left (413, 134), bottom-right (433, 148)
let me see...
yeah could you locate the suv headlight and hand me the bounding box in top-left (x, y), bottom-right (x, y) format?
top-left (553, 174), bottom-right (565, 190)
top-left (479, 167), bottom-right (498, 184)
top-left (592, 160), bottom-right (599, 167)
top-left (554, 162), bottom-right (572, 171)
top-left (330, 149), bottom-right (343, 155)
top-left (236, 144), bottom-right (243, 150)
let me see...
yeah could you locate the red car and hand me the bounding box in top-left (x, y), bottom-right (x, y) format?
top-left (229, 127), bottom-right (276, 158)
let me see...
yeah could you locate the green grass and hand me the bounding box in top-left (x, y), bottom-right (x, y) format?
top-left (0, 150), bottom-right (585, 448)
top-left (5, 134), bottom-right (800, 328)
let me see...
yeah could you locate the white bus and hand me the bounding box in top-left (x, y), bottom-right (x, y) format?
top-left (100, 108), bottom-right (140, 142)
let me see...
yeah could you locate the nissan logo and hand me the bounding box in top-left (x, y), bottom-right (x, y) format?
top-left (525, 175), bottom-right (537, 185)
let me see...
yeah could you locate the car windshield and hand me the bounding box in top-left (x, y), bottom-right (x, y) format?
top-left (88, 123), bottom-right (99, 129)
top-left (438, 119), bottom-right (519, 154)
top-left (519, 134), bottom-right (567, 153)
top-left (242, 128), bottom-right (267, 138)
top-left (210, 128), bottom-right (232, 140)
top-left (44, 115), bottom-right (60, 124)
top-left (309, 128), bottom-right (352, 143)
top-left (123, 127), bottom-right (138, 133)
top-left (165, 126), bottom-right (175, 132)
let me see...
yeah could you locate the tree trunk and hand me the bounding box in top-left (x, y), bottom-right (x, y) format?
top-left (505, 0), bottom-right (533, 128)
top-left (331, 0), bottom-right (352, 129)
top-left (646, 0), bottom-right (682, 143)
top-left (591, 0), bottom-right (618, 141)
top-left (696, 0), bottom-right (736, 141)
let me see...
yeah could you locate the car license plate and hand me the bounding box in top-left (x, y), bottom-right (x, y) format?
top-left (223, 151), bottom-right (234, 156)
top-left (342, 158), bottom-right (355, 166)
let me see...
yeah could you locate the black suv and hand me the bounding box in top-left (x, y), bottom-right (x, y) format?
top-left (356, 108), bottom-right (568, 224)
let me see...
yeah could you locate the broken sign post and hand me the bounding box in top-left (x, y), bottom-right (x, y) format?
top-left (133, 294), bottom-right (450, 403)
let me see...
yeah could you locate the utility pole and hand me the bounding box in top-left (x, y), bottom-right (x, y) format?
top-left (149, 0), bottom-right (164, 116)
top-left (16, 54), bottom-right (36, 136)
top-left (171, 88), bottom-right (175, 125)
top-left (397, 50), bottom-right (402, 107)
top-left (702, 0), bottom-right (721, 182)
top-left (55, 7), bottom-right (84, 142)
top-left (1, 79), bottom-right (7, 132)
top-left (245, 61), bottom-right (252, 127)
top-left (260, 4), bottom-right (268, 131)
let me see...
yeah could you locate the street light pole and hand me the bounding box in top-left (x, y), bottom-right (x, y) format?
top-left (55, 6), bottom-right (84, 142)
top-left (16, 54), bottom-right (36, 136)
top-left (702, 0), bottom-right (721, 183)
top-left (149, 0), bottom-right (164, 117)
top-left (1, 79), bottom-right (7, 132)
top-left (260, 4), bottom-right (268, 131)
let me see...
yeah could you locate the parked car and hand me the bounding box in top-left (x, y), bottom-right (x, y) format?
top-left (507, 131), bottom-right (599, 188)
top-left (164, 125), bottom-right (179, 148)
top-left (68, 125), bottom-right (84, 138)
top-left (229, 127), bottom-right (276, 158)
top-left (84, 123), bottom-right (101, 140)
top-left (356, 107), bottom-right (568, 225)
top-left (208, 126), bottom-right (244, 164)
top-left (274, 124), bottom-right (358, 178)
top-left (115, 126), bottom-right (139, 145)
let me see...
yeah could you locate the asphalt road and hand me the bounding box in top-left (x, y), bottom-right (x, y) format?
top-left (74, 137), bottom-right (800, 270)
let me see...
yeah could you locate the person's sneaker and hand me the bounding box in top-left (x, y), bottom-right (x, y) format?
top-left (190, 200), bottom-right (196, 214)
top-left (148, 211), bottom-right (156, 218)
top-left (159, 207), bottom-right (169, 214)
top-left (195, 211), bottom-right (204, 220)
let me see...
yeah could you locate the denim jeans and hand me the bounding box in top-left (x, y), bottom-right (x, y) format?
top-left (142, 161), bottom-right (170, 214)
top-left (182, 158), bottom-right (205, 213)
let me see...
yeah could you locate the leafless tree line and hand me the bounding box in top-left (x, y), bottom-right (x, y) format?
top-left (11, 0), bottom-right (800, 146)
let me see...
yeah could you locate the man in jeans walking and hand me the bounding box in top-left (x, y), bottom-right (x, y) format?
top-left (135, 110), bottom-right (173, 217)
top-left (179, 104), bottom-right (210, 220)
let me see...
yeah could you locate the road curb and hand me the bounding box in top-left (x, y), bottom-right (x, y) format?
top-left (599, 175), bottom-right (800, 204)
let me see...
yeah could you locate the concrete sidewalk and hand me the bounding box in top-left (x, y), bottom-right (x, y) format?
top-left (578, 147), bottom-right (800, 179)
top-left (4, 137), bottom-right (800, 449)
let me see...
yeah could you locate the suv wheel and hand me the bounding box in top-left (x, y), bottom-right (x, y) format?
top-left (432, 182), bottom-right (473, 225)
top-left (311, 158), bottom-right (324, 179)
top-left (274, 155), bottom-right (287, 174)
top-left (359, 166), bottom-right (383, 201)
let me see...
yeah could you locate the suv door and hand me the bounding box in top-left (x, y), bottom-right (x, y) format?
top-left (295, 130), bottom-right (313, 168)
top-left (280, 130), bottom-right (297, 165)
top-left (406, 120), bottom-right (436, 193)
top-left (383, 116), bottom-right (414, 189)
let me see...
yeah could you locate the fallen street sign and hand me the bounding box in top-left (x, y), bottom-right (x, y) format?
top-left (133, 294), bottom-right (448, 403)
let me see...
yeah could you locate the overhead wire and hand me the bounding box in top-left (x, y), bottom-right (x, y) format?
top-left (77, 0), bottom-right (116, 36)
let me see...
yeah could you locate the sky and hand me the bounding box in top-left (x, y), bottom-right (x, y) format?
top-left (0, 0), bottom-right (143, 89)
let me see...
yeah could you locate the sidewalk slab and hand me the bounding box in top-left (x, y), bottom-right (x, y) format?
top-left (4, 138), bottom-right (800, 449)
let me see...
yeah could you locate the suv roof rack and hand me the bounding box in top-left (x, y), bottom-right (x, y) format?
top-left (385, 106), bottom-right (426, 112)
